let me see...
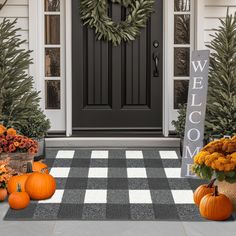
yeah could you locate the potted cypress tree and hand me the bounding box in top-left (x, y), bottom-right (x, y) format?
top-left (172, 10), bottom-right (236, 146)
top-left (205, 10), bottom-right (236, 140)
top-left (0, 19), bottom-right (50, 160)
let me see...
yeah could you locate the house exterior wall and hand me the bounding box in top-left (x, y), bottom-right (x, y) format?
top-left (0, 0), bottom-right (29, 51)
top-left (197, 0), bottom-right (236, 49)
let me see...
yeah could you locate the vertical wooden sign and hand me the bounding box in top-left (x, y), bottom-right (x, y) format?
top-left (181, 50), bottom-right (210, 177)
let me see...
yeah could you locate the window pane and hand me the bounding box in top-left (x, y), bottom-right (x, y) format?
top-left (45, 0), bottom-right (60, 11)
top-left (174, 47), bottom-right (190, 76)
top-left (174, 80), bottom-right (189, 109)
top-left (174, 15), bottom-right (190, 44)
top-left (45, 15), bottom-right (60, 44)
top-left (45, 80), bottom-right (61, 109)
top-left (174, 0), bottom-right (190, 12)
top-left (45, 48), bottom-right (60, 77)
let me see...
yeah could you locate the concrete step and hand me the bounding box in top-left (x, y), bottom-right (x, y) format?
top-left (45, 137), bottom-right (180, 148)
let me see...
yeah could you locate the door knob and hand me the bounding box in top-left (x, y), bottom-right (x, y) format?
top-left (153, 40), bottom-right (159, 48)
top-left (153, 51), bottom-right (159, 77)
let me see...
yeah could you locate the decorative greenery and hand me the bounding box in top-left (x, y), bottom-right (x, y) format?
top-left (205, 10), bottom-right (236, 139)
top-left (0, 19), bottom-right (50, 138)
top-left (19, 109), bottom-right (50, 140)
top-left (171, 103), bottom-right (187, 138)
top-left (192, 136), bottom-right (236, 183)
top-left (80, 0), bottom-right (155, 45)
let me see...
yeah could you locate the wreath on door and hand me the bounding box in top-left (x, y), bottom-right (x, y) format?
top-left (80, 0), bottom-right (155, 46)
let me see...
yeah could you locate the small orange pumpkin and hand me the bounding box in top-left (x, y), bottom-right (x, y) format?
top-left (32, 161), bottom-right (49, 174)
top-left (0, 188), bottom-right (8, 201)
top-left (193, 179), bottom-right (215, 206)
top-left (7, 163), bottom-right (33, 194)
top-left (8, 184), bottom-right (30, 210)
top-left (25, 170), bottom-right (56, 200)
top-left (200, 186), bottom-right (233, 221)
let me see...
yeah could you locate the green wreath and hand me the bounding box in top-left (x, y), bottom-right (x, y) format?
top-left (80, 0), bottom-right (155, 46)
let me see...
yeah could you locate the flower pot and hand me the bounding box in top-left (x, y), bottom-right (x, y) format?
top-left (34, 138), bottom-right (45, 161)
top-left (216, 180), bottom-right (236, 211)
top-left (0, 153), bottom-right (34, 174)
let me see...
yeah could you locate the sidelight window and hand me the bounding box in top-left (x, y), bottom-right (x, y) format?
top-left (173, 0), bottom-right (193, 110)
top-left (44, 0), bottom-right (61, 109)
top-left (42, 0), bottom-right (65, 131)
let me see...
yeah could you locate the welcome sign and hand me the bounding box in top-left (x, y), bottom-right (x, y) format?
top-left (181, 50), bottom-right (210, 177)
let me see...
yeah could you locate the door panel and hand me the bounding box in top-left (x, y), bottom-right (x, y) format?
top-left (72, 0), bottom-right (163, 133)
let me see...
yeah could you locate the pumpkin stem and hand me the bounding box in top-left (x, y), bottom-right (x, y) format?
top-left (17, 183), bottom-right (22, 192)
top-left (213, 185), bottom-right (219, 196)
top-left (207, 178), bottom-right (216, 188)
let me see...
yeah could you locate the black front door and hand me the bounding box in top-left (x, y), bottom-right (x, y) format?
top-left (72, 0), bottom-right (163, 135)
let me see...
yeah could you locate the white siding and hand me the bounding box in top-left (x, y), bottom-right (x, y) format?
top-left (0, 0), bottom-right (29, 50)
top-left (198, 0), bottom-right (236, 49)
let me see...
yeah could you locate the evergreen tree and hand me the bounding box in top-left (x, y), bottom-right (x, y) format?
top-left (173, 10), bottom-right (236, 139)
top-left (205, 10), bottom-right (236, 138)
top-left (0, 19), bottom-right (50, 137)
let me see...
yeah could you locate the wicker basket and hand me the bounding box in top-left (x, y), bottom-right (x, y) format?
top-left (216, 180), bottom-right (236, 211)
top-left (0, 152), bottom-right (34, 174)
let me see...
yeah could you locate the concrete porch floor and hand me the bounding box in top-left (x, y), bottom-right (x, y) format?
top-left (1, 202), bottom-right (236, 236)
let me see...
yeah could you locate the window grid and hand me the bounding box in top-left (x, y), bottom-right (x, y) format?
top-left (44, 0), bottom-right (61, 110)
top-left (173, 0), bottom-right (194, 110)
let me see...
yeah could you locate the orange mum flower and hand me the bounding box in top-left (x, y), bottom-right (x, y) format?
top-left (9, 144), bottom-right (16, 152)
top-left (19, 142), bottom-right (26, 148)
top-left (7, 128), bottom-right (17, 136)
top-left (0, 125), bottom-right (6, 135)
top-left (13, 141), bottom-right (20, 147)
top-left (28, 147), bottom-right (37, 154)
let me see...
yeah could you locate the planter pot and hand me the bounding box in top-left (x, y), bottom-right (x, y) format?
top-left (0, 152), bottom-right (34, 174)
top-left (34, 138), bottom-right (45, 161)
top-left (216, 180), bottom-right (236, 211)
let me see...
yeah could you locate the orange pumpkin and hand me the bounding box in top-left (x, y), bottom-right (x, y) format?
top-left (7, 163), bottom-right (33, 194)
top-left (25, 170), bottom-right (56, 200)
top-left (193, 179), bottom-right (215, 206)
top-left (200, 186), bottom-right (233, 221)
top-left (32, 161), bottom-right (49, 174)
top-left (0, 188), bottom-right (8, 201)
top-left (8, 184), bottom-right (30, 210)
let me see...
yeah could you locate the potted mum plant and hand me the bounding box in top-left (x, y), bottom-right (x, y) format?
top-left (0, 125), bottom-right (38, 173)
top-left (192, 136), bottom-right (236, 210)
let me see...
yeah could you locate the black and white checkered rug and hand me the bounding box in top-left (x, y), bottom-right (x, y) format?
top-left (4, 148), bottom-right (236, 221)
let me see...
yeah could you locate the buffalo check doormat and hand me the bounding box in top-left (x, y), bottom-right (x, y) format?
top-left (4, 148), bottom-right (236, 221)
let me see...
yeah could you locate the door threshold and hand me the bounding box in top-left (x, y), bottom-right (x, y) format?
top-left (45, 137), bottom-right (180, 148)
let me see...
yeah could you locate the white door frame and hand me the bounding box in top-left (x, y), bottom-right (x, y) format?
top-left (29, 0), bottom-right (199, 137)
top-left (64, 0), bottom-right (170, 137)
top-left (65, 1), bottom-right (72, 136)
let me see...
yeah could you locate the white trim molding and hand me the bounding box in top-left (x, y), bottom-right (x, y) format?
top-left (163, 0), bottom-right (170, 137)
top-left (195, 0), bottom-right (205, 50)
top-left (65, 0), bottom-right (72, 136)
top-left (28, 0), bottom-right (39, 91)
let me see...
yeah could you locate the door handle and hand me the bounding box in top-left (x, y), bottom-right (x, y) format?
top-left (153, 52), bottom-right (159, 77)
